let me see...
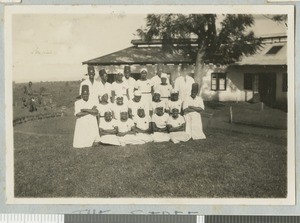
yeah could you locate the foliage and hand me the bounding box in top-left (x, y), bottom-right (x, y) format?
top-left (137, 14), bottom-right (262, 65)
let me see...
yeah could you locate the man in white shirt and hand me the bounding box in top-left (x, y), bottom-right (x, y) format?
top-left (128, 90), bottom-right (150, 118)
top-left (99, 111), bottom-right (121, 146)
top-left (99, 69), bottom-right (113, 102)
top-left (174, 64), bottom-right (195, 101)
top-left (117, 111), bottom-right (144, 146)
top-left (135, 68), bottom-right (153, 108)
top-left (151, 106), bottom-right (170, 142)
top-left (122, 65), bottom-right (136, 100)
top-left (79, 66), bottom-right (103, 102)
top-left (133, 108), bottom-right (153, 143)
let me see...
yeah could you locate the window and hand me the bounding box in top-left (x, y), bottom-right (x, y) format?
top-left (266, 45), bottom-right (283, 55)
top-left (211, 73), bottom-right (226, 91)
top-left (282, 73), bottom-right (287, 92)
top-left (244, 73), bottom-right (253, 90)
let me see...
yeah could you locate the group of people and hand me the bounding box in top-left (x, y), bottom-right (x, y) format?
top-left (73, 64), bottom-right (206, 148)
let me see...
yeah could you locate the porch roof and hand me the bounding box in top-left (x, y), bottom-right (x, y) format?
top-left (82, 46), bottom-right (194, 66)
top-left (233, 42), bottom-right (287, 66)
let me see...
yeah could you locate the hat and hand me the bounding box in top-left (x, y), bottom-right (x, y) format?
top-left (117, 72), bottom-right (124, 76)
top-left (191, 83), bottom-right (199, 94)
top-left (116, 94), bottom-right (124, 99)
top-left (171, 89), bottom-right (179, 94)
top-left (181, 64), bottom-right (188, 70)
top-left (101, 109), bottom-right (113, 116)
top-left (134, 90), bottom-right (142, 96)
top-left (124, 65), bottom-right (131, 73)
top-left (161, 73), bottom-right (168, 79)
top-left (99, 69), bottom-right (107, 76)
top-left (140, 68), bottom-right (148, 73)
top-left (87, 66), bottom-right (95, 73)
top-left (81, 85), bottom-right (89, 95)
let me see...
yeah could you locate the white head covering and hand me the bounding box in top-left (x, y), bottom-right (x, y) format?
top-left (140, 68), bottom-right (148, 73)
top-left (161, 73), bottom-right (168, 79)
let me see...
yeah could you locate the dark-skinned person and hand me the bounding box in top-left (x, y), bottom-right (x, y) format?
top-left (128, 90), bottom-right (150, 118)
top-left (151, 63), bottom-right (170, 90)
top-left (183, 83), bottom-right (206, 140)
top-left (73, 85), bottom-right (99, 148)
top-left (134, 67), bottom-right (153, 109)
top-left (117, 111), bottom-right (143, 146)
top-left (151, 106), bottom-right (170, 143)
top-left (133, 108), bottom-right (153, 143)
top-left (167, 107), bottom-right (191, 144)
top-left (122, 65), bottom-right (136, 100)
top-left (166, 89), bottom-right (182, 114)
top-left (99, 69), bottom-right (113, 103)
top-left (150, 90), bottom-right (165, 116)
top-left (111, 71), bottom-right (129, 103)
top-left (79, 66), bottom-right (103, 102)
top-left (155, 73), bottom-right (172, 108)
top-left (98, 111), bottom-right (121, 146)
top-left (97, 93), bottom-right (115, 122)
top-left (113, 95), bottom-right (129, 120)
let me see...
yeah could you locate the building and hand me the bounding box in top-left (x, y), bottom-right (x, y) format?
top-left (83, 34), bottom-right (287, 107)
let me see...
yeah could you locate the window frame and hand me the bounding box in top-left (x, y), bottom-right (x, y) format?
top-left (282, 73), bottom-right (288, 92)
top-left (211, 72), bottom-right (227, 91)
top-left (244, 73), bottom-right (253, 91)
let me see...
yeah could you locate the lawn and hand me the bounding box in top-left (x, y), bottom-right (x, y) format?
top-left (14, 115), bottom-right (287, 198)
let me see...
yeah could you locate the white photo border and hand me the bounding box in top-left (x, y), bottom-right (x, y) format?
top-left (5, 4), bottom-right (295, 205)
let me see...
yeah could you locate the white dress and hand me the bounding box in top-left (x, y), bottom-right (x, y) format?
top-left (111, 81), bottom-right (129, 103)
top-left (183, 96), bottom-right (206, 140)
top-left (151, 113), bottom-right (170, 142)
top-left (73, 99), bottom-right (99, 148)
top-left (134, 79), bottom-right (153, 107)
top-left (167, 115), bottom-right (191, 144)
top-left (128, 100), bottom-right (150, 118)
top-left (167, 100), bottom-right (183, 112)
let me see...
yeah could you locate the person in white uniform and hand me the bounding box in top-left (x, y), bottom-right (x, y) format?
top-left (167, 108), bottom-right (191, 144)
top-left (112, 72), bottom-right (129, 103)
top-left (128, 90), bottom-right (150, 118)
top-left (151, 106), bottom-right (170, 142)
top-left (99, 69), bottom-right (113, 103)
top-left (79, 66), bottom-right (103, 102)
top-left (117, 111), bottom-right (143, 146)
top-left (166, 89), bottom-right (182, 114)
top-left (155, 73), bottom-right (172, 108)
top-left (133, 108), bottom-right (153, 143)
top-left (113, 95), bottom-right (129, 120)
top-left (73, 85), bottom-right (99, 148)
top-left (151, 63), bottom-right (170, 90)
top-left (134, 68), bottom-right (153, 108)
top-left (97, 93), bottom-right (115, 122)
top-left (122, 65), bottom-right (136, 100)
top-left (98, 111), bottom-right (121, 146)
top-left (174, 64), bottom-right (195, 101)
top-left (183, 83), bottom-right (206, 140)
top-left (151, 90), bottom-right (166, 116)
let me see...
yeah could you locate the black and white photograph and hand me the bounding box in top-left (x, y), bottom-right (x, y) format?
top-left (5, 5), bottom-right (295, 204)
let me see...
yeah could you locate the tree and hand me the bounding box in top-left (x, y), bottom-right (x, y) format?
top-left (137, 14), bottom-right (261, 87)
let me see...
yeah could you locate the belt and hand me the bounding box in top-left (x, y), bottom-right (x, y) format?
top-left (161, 97), bottom-right (169, 99)
top-left (142, 92), bottom-right (151, 94)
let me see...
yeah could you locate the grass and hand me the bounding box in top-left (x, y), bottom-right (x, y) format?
top-left (14, 116), bottom-right (287, 198)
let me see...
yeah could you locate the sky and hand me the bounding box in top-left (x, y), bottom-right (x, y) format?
top-left (12, 14), bottom-right (287, 83)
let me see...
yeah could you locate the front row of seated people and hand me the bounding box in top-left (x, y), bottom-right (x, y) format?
top-left (73, 83), bottom-right (206, 148)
